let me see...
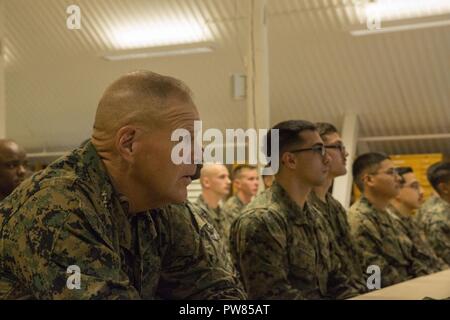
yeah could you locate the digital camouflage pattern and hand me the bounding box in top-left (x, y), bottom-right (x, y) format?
top-left (415, 195), bottom-right (450, 265)
top-left (221, 195), bottom-right (245, 241)
top-left (308, 191), bottom-right (367, 293)
top-left (387, 205), bottom-right (448, 273)
top-left (348, 197), bottom-right (429, 288)
top-left (230, 182), bottom-right (359, 300)
top-left (0, 141), bottom-right (246, 300)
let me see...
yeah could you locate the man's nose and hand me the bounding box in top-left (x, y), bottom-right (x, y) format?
top-left (323, 152), bottom-right (331, 165)
top-left (17, 164), bottom-right (27, 177)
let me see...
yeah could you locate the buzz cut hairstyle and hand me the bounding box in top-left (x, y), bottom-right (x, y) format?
top-left (427, 161), bottom-right (450, 193)
top-left (396, 166), bottom-right (413, 185)
top-left (315, 122), bottom-right (338, 142)
top-left (265, 120), bottom-right (317, 163)
top-left (352, 152), bottom-right (391, 192)
top-left (232, 164), bottom-right (257, 181)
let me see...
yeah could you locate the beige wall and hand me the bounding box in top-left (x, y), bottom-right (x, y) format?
top-left (0, 0), bottom-right (5, 138)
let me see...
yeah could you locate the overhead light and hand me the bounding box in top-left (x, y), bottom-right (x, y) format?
top-left (110, 19), bottom-right (212, 49)
top-left (360, 0), bottom-right (450, 22)
top-left (350, 19), bottom-right (450, 36)
top-left (102, 42), bottom-right (215, 61)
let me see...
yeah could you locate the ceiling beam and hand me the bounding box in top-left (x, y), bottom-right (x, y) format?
top-left (359, 133), bottom-right (450, 142)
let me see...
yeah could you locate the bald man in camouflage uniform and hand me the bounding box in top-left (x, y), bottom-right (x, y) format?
top-left (0, 71), bottom-right (245, 300)
top-left (196, 164), bottom-right (231, 245)
top-left (230, 121), bottom-right (358, 299)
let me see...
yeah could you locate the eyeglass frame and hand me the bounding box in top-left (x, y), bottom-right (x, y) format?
top-left (325, 143), bottom-right (346, 154)
top-left (287, 144), bottom-right (327, 157)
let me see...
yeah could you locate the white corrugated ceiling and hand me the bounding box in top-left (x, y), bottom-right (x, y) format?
top-left (2, 0), bottom-right (450, 155)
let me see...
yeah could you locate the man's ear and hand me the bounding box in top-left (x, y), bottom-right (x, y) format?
top-left (438, 181), bottom-right (450, 196)
top-left (203, 176), bottom-right (210, 189)
top-left (363, 174), bottom-right (375, 189)
top-left (234, 179), bottom-right (241, 191)
top-left (116, 126), bottom-right (137, 161)
top-left (281, 152), bottom-right (297, 170)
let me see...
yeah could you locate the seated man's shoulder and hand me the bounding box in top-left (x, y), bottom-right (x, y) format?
top-left (235, 193), bottom-right (287, 234)
top-left (348, 200), bottom-right (377, 230)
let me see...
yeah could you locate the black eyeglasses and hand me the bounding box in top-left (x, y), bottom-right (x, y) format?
top-left (288, 144), bottom-right (326, 157)
top-left (325, 143), bottom-right (346, 154)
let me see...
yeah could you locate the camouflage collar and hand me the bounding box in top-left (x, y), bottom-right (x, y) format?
top-left (270, 182), bottom-right (308, 225)
top-left (359, 196), bottom-right (393, 226)
top-left (197, 194), bottom-right (222, 211)
top-left (231, 195), bottom-right (244, 207)
top-left (72, 140), bottom-right (119, 213)
top-left (431, 195), bottom-right (450, 210)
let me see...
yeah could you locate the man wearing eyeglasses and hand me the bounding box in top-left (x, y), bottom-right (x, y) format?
top-left (308, 123), bottom-right (367, 293)
top-left (415, 161), bottom-right (450, 265)
top-left (230, 120), bottom-right (358, 299)
top-left (0, 139), bottom-right (28, 202)
top-left (348, 152), bottom-right (430, 288)
top-left (387, 167), bottom-right (448, 273)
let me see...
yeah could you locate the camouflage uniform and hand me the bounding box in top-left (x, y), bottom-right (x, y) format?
top-left (230, 182), bottom-right (359, 300)
top-left (0, 141), bottom-right (246, 300)
top-left (308, 191), bottom-right (367, 293)
top-left (196, 195), bottom-right (227, 243)
top-left (221, 195), bottom-right (245, 241)
top-left (348, 197), bottom-right (429, 288)
top-left (387, 205), bottom-right (448, 273)
top-left (416, 196), bottom-right (450, 265)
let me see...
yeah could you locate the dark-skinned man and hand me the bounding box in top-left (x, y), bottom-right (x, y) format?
top-left (0, 139), bottom-right (27, 202)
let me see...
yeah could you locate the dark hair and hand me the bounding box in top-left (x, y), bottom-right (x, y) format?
top-left (232, 164), bottom-right (257, 180)
top-left (352, 152), bottom-right (390, 192)
top-left (427, 161), bottom-right (450, 193)
top-left (265, 120), bottom-right (317, 162)
top-left (315, 122), bottom-right (338, 142)
top-left (396, 166), bottom-right (413, 185)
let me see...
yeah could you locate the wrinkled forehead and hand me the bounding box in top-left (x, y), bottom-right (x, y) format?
top-left (158, 98), bottom-right (199, 131)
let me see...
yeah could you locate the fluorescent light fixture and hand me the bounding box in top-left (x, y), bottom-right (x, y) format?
top-left (361, 0), bottom-right (450, 22)
top-left (110, 19), bottom-right (212, 49)
top-left (350, 19), bottom-right (450, 36)
top-left (102, 42), bottom-right (215, 61)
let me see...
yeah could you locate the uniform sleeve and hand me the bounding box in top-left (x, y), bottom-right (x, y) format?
top-left (3, 187), bottom-right (141, 300)
top-left (350, 217), bottom-right (409, 288)
top-left (427, 221), bottom-right (450, 265)
top-left (230, 212), bottom-right (306, 300)
top-left (157, 204), bottom-right (246, 300)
